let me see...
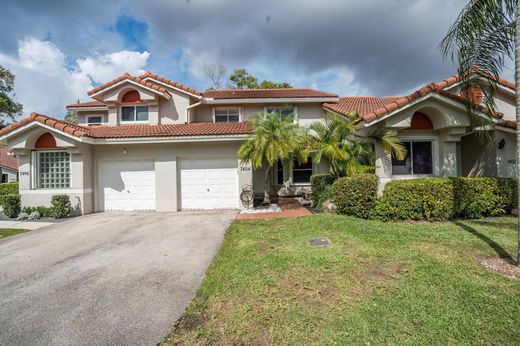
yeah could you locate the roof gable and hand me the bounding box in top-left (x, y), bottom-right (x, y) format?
top-left (87, 72), bottom-right (171, 100)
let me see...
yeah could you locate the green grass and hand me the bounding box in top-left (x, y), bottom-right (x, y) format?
top-left (163, 215), bottom-right (520, 345)
top-left (0, 228), bottom-right (29, 239)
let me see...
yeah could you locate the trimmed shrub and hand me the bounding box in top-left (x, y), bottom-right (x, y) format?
top-left (17, 212), bottom-right (29, 220)
top-left (310, 174), bottom-right (336, 208)
top-left (0, 182), bottom-right (18, 196)
top-left (2, 194), bottom-right (21, 218)
top-left (371, 178), bottom-right (456, 221)
top-left (50, 194), bottom-right (71, 219)
top-left (22, 206), bottom-right (54, 218)
top-left (333, 174), bottom-right (378, 218)
top-left (452, 177), bottom-right (516, 218)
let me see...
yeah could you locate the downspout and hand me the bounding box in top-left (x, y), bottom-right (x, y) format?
top-left (187, 101), bottom-right (203, 124)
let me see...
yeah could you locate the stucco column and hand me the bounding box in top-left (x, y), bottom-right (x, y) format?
top-left (440, 141), bottom-right (458, 176)
top-left (238, 159), bottom-right (253, 210)
top-left (375, 142), bottom-right (392, 194)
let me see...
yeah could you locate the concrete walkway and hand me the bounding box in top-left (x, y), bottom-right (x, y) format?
top-left (0, 220), bottom-right (54, 230)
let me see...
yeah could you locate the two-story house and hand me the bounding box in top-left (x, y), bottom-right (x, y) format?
top-left (0, 70), bottom-right (516, 214)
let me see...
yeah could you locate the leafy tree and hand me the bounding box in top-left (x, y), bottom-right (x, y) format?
top-left (229, 69), bottom-right (292, 89)
top-left (238, 111), bottom-right (310, 204)
top-left (440, 0), bottom-right (520, 264)
top-left (64, 110), bottom-right (78, 123)
top-left (0, 65), bottom-right (22, 121)
top-left (310, 112), bottom-right (406, 177)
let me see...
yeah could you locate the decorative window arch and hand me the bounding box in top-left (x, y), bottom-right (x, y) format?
top-left (121, 90), bottom-right (141, 103)
top-left (408, 112), bottom-right (433, 130)
top-left (35, 132), bottom-right (57, 149)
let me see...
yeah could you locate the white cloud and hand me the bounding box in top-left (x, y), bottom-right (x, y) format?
top-left (77, 51), bottom-right (151, 82)
top-left (0, 38), bottom-right (151, 118)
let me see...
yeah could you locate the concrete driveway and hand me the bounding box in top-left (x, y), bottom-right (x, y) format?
top-left (0, 211), bottom-right (236, 346)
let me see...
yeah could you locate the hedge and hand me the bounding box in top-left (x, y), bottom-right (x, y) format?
top-left (310, 174), bottom-right (336, 208)
top-left (2, 194), bottom-right (21, 218)
top-left (50, 194), bottom-right (71, 218)
top-left (332, 174), bottom-right (378, 218)
top-left (371, 177), bottom-right (517, 221)
top-left (371, 178), bottom-right (456, 221)
top-left (0, 182), bottom-right (18, 195)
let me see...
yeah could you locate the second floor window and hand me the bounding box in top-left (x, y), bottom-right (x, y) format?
top-left (214, 108), bottom-right (240, 122)
top-left (122, 106), bottom-right (149, 122)
top-left (265, 106), bottom-right (295, 118)
top-left (87, 116), bottom-right (102, 126)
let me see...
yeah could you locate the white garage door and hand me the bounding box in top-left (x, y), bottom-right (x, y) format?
top-left (179, 158), bottom-right (239, 210)
top-left (99, 160), bottom-right (156, 211)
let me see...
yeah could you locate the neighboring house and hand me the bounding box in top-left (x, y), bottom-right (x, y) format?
top-left (0, 147), bottom-right (18, 183)
top-left (0, 70), bottom-right (515, 214)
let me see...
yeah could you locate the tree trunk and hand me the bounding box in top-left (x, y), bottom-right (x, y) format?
top-left (515, 1), bottom-right (520, 266)
top-left (263, 166), bottom-right (271, 205)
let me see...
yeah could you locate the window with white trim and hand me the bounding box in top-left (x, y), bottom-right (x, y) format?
top-left (292, 158), bottom-right (313, 183)
top-left (87, 116), bottom-right (102, 126)
top-left (391, 141), bottom-right (433, 175)
top-left (38, 151), bottom-right (70, 189)
top-left (121, 105), bottom-right (149, 122)
top-left (214, 107), bottom-right (240, 122)
top-left (265, 106), bottom-right (296, 118)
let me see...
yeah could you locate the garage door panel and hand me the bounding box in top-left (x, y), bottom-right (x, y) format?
top-left (99, 160), bottom-right (156, 211)
top-left (179, 159), bottom-right (239, 210)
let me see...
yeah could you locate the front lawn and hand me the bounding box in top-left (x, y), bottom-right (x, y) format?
top-left (163, 215), bottom-right (520, 345)
top-left (0, 228), bottom-right (29, 239)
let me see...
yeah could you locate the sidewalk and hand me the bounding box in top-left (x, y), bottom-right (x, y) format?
top-left (0, 221), bottom-right (54, 230)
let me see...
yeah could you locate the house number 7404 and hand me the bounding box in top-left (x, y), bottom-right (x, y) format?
top-left (19, 171), bottom-right (30, 176)
top-left (240, 166), bottom-right (251, 172)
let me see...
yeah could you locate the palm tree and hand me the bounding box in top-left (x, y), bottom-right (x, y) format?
top-left (310, 112), bottom-right (406, 177)
top-left (440, 0), bottom-right (520, 264)
top-left (238, 111), bottom-right (310, 204)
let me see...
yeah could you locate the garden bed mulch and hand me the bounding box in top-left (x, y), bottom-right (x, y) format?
top-left (478, 257), bottom-right (520, 280)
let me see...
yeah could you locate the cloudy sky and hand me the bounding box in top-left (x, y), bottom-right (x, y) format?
top-left (0, 0), bottom-right (513, 118)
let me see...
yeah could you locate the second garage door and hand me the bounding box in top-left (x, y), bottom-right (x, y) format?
top-left (179, 158), bottom-right (239, 210)
top-left (99, 160), bottom-right (156, 211)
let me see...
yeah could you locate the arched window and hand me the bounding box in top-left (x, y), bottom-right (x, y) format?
top-left (35, 132), bottom-right (57, 149)
top-left (121, 90), bottom-right (141, 103)
top-left (408, 112), bottom-right (433, 130)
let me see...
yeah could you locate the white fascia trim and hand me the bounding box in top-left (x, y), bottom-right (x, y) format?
top-left (494, 126), bottom-right (516, 134)
top-left (204, 97), bottom-right (339, 104)
top-left (67, 106), bottom-right (108, 111)
top-left (141, 77), bottom-right (202, 99)
top-left (89, 79), bottom-right (171, 100)
top-left (444, 76), bottom-right (515, 96)
top-left (359, 92), bottom-right (498, 129)
top-left (0, 122), bottom-right (93, 144)
top-left (92, 134), bottom-right (249, 144)
top-left (21, 188), bottom-right (93, 195)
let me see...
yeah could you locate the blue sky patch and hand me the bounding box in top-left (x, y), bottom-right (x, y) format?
top-left (112, 15), bottom-right (148, 51)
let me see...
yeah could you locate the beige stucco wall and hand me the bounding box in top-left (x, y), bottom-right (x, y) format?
top-left (460, 132), bottom-right (497, 177)
top-left (158, 89), bottom-right (192, 124)
top-left (191, 103), bottom-right (325, 126)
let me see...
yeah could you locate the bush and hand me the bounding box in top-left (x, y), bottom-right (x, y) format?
top-left (452, 177), bottom-right (517, 218)
top-left (28, 211), bottom-right (41, 220)
top-left (333, 174), bottom-right (378, 218)
top-left (22, 206), bottom-right (54, 218)
top-left (370, 177), bottom-right (517, 221)
top-left (0, 182), bottom-right (18, 195)
top-left (310, 174), bottom-right (336, 208)
top-left (2, 194), bottom-right (21, 218)
top-left (17, 212), bottom-right (28, 220)
top-left (371, 178), bottom-right (456, 221)
top-left (50, 194), bottom-right (71, 218)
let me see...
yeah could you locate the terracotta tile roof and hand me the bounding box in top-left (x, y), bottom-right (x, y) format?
top-left (0, 113), bottom-right (91, 138)
top-left (66, 101), bottom-right (107, 109)
top-left (323, 96), bottom-right (401, 118)
top-left (139, 72), bottom-right (202, 96)
top-left (203, 88), bottom-right (338, 99)
top-left (0, 147), bottom-right (18, 171)
top-left (497, 120), bottom-right (516, 129)
top-left (86, 122), bottom-right (251, 138)
top-left (87, 72), bottom-right (169, 96)
top-left (324, 74), bottom-right (502, 123)
top-left (0, 113), bottom-right (251, 139)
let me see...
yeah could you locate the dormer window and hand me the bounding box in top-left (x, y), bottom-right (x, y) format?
top-left (214, 107), bottom-right (240, 122)
top-left (121, 106), bottom-right (149, 123)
